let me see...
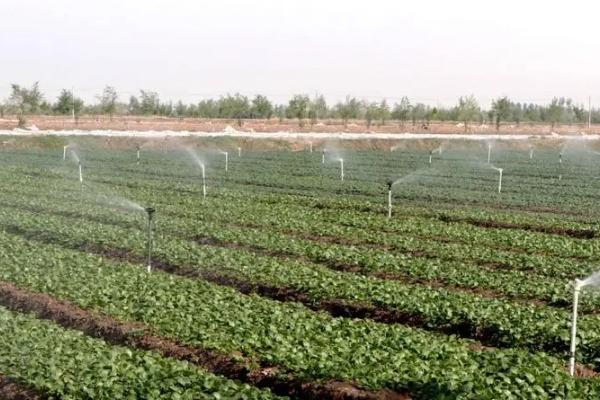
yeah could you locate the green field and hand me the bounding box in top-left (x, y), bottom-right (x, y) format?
top-left (1, 138), bottom-right (600, 399)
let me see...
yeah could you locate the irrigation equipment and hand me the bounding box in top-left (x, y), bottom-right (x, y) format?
top-left (339, 158), bottom-right (344, 181)
top-left (568, 272), bottom-right (600, 376)
top-left (63, 145), bottom-right (68, 161)
top-left (78, 161), bottom-right (83, 187)
top-left (136, 145), bottom-right (141, 165)
top-left (429, 150), bottom-right (433, 165)
top-left (222, 151), bottom-right (229, 172)
top-left (145, 207), bottom-right (155, 273)
top-left (238, 147), bottom-right (242, 157)
top-left (322, 149), bottom-right (326, 164)
top-left (200, 163), bottom-right (206, 199)
top-left (529, 145), bottom-right (534, 160)
top-left (309, 142), bottom-right (313, 153)
top-left (387, 179), bottom-right (393, 218)
top-left (487, 144), bottom-right (492, 164)
top-left (491, 167), bottom-right (503, 193)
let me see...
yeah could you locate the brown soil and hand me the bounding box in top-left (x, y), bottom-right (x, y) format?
top-left (0, 377), bottom-right (45, 400)
top-left (437, 214), bottom-right (595, 239)
top-left (1, 115), bottom-right (597, 136)
top-left (194, 235), bottom-right (560, 310)
top-left (0, 281), bottom-right (409, 400)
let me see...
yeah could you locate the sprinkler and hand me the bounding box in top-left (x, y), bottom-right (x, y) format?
top-left (569, 279), bottom-right (582, 376)
top-left (339, 158), bottom-right (344, 181)
top-left (136, 145), bottom-right (141, 165)
top-left (429, 150), bottom-right (433, 165)
top-left (309, 142), bottom-right (313, 153)
top-left (487, 144), bottom-right (492, 164)
top-left (222, 151), bottom-right (228, 172)
top-left (237, 147), bottom-right (242, 157)
top-left (529, 146), bottom-right (534, 160)
top-left (386, 179), bottom-right (393, 218)
top-left (200, 163), bottom-right (206, 199)
top-left (322, 149), bottom-right (327, 164)
top-left (63, 145), bottom-right (68, 161)
top-left (78, 161), bottom-right (83, 186)
top-left (497, 168), bottom-right (503, 193)
top-left (145, 207), bottom-right (155, 273)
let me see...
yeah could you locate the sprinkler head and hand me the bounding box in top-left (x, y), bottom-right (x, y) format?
top-left (145, 207), bottom-right (155, 217)
top-left (574, 278), bottom-right (583, 290)
top-left (386, 179), bottom-right (393, 191)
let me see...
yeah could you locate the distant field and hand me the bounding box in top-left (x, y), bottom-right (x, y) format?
top-left (0, 114), bottom-right (597, 135)
top-left (1, 138), bottom-right (600, 398)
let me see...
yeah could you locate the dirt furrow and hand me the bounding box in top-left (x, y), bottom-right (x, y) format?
top-left (0, 281), bottom-right (409, 400)
top-left (0, 377), bottom-right (45, 400)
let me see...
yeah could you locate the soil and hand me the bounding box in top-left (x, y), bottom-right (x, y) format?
top-left (0, 115), bottom-right (596, 136)
top-left (0, 376), bottom-right (45, 400)
top-left (0, 281), bottom-right (410, 400)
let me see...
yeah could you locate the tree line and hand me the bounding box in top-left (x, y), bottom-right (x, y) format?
top-left (2, 82), bottom-right (597, 130)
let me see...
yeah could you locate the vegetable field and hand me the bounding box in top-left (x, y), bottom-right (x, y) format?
top-left (2, 138), bottom-right (600, 399)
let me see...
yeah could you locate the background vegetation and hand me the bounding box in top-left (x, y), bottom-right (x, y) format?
top-left (2, 82), bottom-right (598, 129)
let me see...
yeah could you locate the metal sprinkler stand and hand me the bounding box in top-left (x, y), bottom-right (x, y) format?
top-left (78, 161), bottom-right (83, 187)
top-left (145, 207), bottom-right (155, 273)
top-left (322, 149), bottom-right (326, 164)
top-left (136, 146), bottom-right (141, 165)
top-left (63, 145), bottom-right (68, 161)
top-left (429, 150), bottom-right (433, 165)
top-left (497, 168), bottom-right (503, 193)
top-left (386, 180), bottom-right (393, 218)
top-left (569, 279), bottom-right (582, 376)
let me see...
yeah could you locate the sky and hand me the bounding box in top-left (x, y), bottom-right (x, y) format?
top-left (0, 0), bottom-right (598, 107)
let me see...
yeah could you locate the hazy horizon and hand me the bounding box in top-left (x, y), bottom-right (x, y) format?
top-left (2, 0), bottom-right (599, 107)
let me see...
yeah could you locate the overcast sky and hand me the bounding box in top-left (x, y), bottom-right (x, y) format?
top-left (1, 0), bottom-right (598, 107)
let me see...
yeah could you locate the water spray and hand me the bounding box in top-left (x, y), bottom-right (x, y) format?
top-left (487, 144), bottom-right (492, 164)
top-left (145, 207), bottom-right (155, 273)
top-left (339, 158), bottom-right (344, 181)
top-left (387, 179), bottom-right (393, 218)
top-left (559, 152), bottom-right (563, 180)
top-left (63, 145), bottom-right (68, 161)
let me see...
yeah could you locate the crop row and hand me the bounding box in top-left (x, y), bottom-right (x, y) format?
top-left (0, 228), bottom-right (597, 398)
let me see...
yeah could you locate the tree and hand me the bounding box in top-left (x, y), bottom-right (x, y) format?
top-left (218, 94), bottom-right (250, 126)
top-left (139, 90), bottom-right (160, 115)
top-left (98, 86), bottom-right (118, 119)
top-left (364, 101), bottom-right (379, 129)
top-left (287, 94), bottom-right (310, 127)
top-left (53, 89), bottom-right (83, 116)
top-left (378, 99), bottom-right (391, 125)
top-left (175, 101), bottom-right (187, 118)
top-left (9, 82), bottom-right (43, 115)
top-left (391, 97), bottom-right (411, 124)
top-left (251, 95), bottom-right (273, 119)
top-left (455, 95), bottom-right (480, 132)
top-left (310, 94), bottom-right (328, 120)
top-left (335, 96), bottom-right (360, 127)
top-left (491, 96), bottom-right (511, 131)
